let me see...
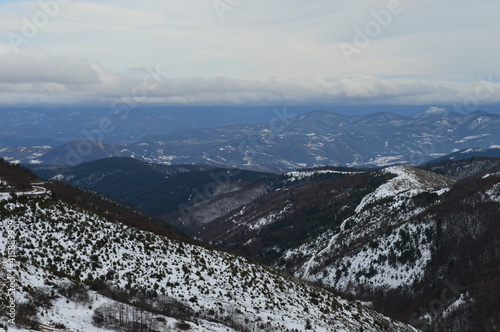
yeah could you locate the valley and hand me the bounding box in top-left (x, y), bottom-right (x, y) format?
top-left (2, 105), bottom-right (500, 332)
top-left (12, 152), bottom-right (500, 331)
top-left (0, 159), bottom-right (419, 331)
top-left (2, 1), bottom-right (500, 330)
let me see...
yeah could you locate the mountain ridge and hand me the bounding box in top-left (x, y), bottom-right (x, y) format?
top-left (3, 108), bottom-right (500, 171)
top-left (158, 161), bottom-right (500, 331)
top-left (0, 159), bottom-right (419, 331)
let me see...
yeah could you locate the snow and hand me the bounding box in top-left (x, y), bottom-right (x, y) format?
top-left (460, 148), bottom-right (481, 154)
top-left (485, 182), bottom-right (500, 203)
top-left (365, 155), bottom-right (404, 167)
top-left (435, 188), bottom-right (450, 196)
top-left (0, 195), bottom-right (417, 332)
top-left (1, 259), bottom-right (238, 332)
top-left (285, 169), bottom-right (358, 182)
top-left (356, 166), bottom-right (424, 213)
top-left (248, 204), bottom-right (292, 230)
top-left (355, 166), bottom-right (454, 214)
top-left (280, 166), bottom-right (454, 298)
top-left (0, 193), bottom-right (11, 202)
top-left (455, 134), bottom-right (490, 143)
top-left (296, 216), bottom-right (435, 291)
top-left (51, 174), bottom-right (66, 181)
top-left (0, 183), bottom-right (49, 201)
top-left (443, 294), bottom-right (467, 318)
top-left (425, 106), bottom-right (447, 114)
top-left (482, 172), bottom-right (500, 179)
top-left (337, 222), bottom-right (432, 289)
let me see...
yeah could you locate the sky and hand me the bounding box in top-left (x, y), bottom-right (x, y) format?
top-left (0, 0), bottom-right (499, 106)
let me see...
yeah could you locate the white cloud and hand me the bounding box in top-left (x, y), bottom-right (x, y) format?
top-left (0, 1), bottom-right (499, 105)
top-left (0, 45), bottom-right (499, 106)
top-left (0, 48), bottom-right (100, 85)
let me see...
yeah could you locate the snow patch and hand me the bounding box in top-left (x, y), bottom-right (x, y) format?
top-left (285, 169), bottom-right (357, 182)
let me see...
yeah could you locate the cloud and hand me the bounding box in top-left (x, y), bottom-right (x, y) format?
top-left (1, 0), bottom-right (498, 81)
top-left (0, 47), bottom-right (101, 86)
top-left (0, 45), bottom-right (498, 106)
top-left (0, 0), bottom-right (499, 106)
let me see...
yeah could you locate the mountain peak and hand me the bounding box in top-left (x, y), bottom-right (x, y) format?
top-left (294, 110), bottom-right (344, 120)
top-left (354, 166), bottom-right (454, 213)
top-left (412, 106), bottom-right (461, 118)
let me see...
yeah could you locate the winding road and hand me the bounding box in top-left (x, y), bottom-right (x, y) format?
top-left (0, 182), bottom-right (50, 200)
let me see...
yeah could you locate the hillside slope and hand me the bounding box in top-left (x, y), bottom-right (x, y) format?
top-left (421, 156), bottom-right (500, 179)
top-left (183, 164), bottom-right (500, 331)
top-left (0, 162), bottom-right (417, 332)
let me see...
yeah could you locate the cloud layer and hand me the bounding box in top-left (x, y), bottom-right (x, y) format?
top-left (1, 44), bottom-right (499, 106)
top-left (0, 0), bottom-right (499, 105)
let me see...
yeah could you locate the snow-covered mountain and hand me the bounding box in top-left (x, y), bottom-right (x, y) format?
top-left (0, 160), bottom-right (417, 332)
top-left (3, 109), bottom-right (500, 171)
top-left (176, 162), bottom-right (500, 331)
top-left (424, 146), bottom-right (500, 165)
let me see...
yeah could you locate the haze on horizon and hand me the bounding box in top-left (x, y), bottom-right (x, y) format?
top-left (0, 0), bottom-right (499, 107)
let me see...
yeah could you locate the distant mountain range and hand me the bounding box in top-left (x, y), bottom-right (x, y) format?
top-left (6, 105), bottom-right (500, 331)
top-left (0, 106), bottom-right (301, 144)
top-left (4, 108), bottom-right (500, 172)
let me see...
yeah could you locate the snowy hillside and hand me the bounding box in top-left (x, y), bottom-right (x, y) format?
top-left (0, 193), bottom-right (417, 331)
top-left (280, 166), bottom-right (455, 289)
top-left (354, 166), bottom-right (453, 213)
top-left (185, 163), bottom-right (500, 330)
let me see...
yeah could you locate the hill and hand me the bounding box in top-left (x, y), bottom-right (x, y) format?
top-left (423, 147), bottom-right (500, 165)
top-left (0, 160), bottom-right (417, 331)
top-left (421, 156), bottom-right (500, 179)
top-left (167, 162), bottom-right (500, 331)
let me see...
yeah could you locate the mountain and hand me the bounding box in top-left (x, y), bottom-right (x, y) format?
top-left (161, 161), bottom-right (500, 331)
top-left (5, 109), bottom-right (500, 172)
top-left (1, 160), bottom-right (420, 331)
top-left (422, 156), bottom-right (500, 179)
top-left (0, 158), bottom-right (183, 240)
top-left (0, 145), bottom-right (52, 165)
top-left (424, 147), bottom-right (500, 165)
top-left (29, 157), bottom-right (275, 222)
top-left (411, 106), bottom-right (460, 119)
top-left (0, 106), bottom-right (300, 144)
top-left (38, 140), bottom-right (121, 166)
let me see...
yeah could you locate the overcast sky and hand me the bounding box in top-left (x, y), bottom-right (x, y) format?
top-left (0, 0), bottom-right (499, 106)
